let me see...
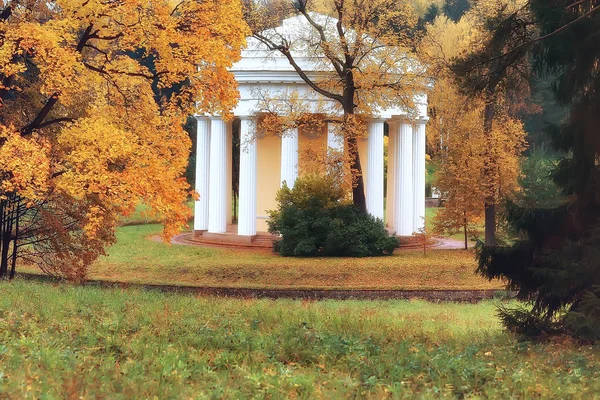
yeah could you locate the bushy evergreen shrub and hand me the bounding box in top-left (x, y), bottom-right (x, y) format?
top-left (267, 174), bottom-right (399, 257)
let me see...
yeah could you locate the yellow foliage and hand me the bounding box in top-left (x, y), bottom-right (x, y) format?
top-left (0, 126), bottom-right (50, 203)
top-left (0, 0), bottom-right (248, 278)
top-left (428, 78), bottom-right (527, 239)
top-left (421, 2), bottom-right (530, 241)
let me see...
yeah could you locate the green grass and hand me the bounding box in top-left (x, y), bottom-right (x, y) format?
top-left (0, 281), bottom-right (598, 399)
top-left (21, 223), bottom-right (501, 290)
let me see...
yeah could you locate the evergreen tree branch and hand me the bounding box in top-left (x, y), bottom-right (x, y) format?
top-left (480, 3), bottom-right (600, 67)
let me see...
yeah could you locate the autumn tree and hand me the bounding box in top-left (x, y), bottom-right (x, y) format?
top-left (422, 12), bottom-right (527, 249)
top-left (243, 0), bottom-right (428, 213)
top-left (428, 81), bottom-right (486, 249)
top-left (447, 0), bottom-right (535, 246)
top-left (429, 81), bottom-right (526, 249)
top-left (0, 0), bottom-right (247, 280)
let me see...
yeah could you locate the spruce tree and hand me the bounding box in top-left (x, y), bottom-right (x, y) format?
top-left (477, 0), bottom-right (600, 340)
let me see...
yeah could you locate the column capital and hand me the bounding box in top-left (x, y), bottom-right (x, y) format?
top-left (386, 119), bottom-right (399, 128)
top-left (367, 117), bottom-right (387, 123)
top-left (236, 114), bottom-right (254, 120)
top-left (193, 114), bottom-right (210, 121)
top-left (389, 116), bottom-right (427, 125)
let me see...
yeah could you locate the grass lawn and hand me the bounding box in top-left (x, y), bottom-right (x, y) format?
top-left (20, 223), bottom-right (501, 290)
top-left (0, 281), bottom-right (598, 398)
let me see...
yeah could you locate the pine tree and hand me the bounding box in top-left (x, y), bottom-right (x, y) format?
top-left (476, 0), bottom-right (600, 340)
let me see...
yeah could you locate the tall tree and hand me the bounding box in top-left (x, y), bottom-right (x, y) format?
top-left (243, 0), bottom-right (427, 213)
top-left (428, 81), bottom-right (526, 249)
top-left (0, 0), bottom-right (247, 280)
top-left (423, 14), bottom-right (527, 249)
top-left (477, 0), bottom-right (600, 340)
top-left (451, 0), bottom-right (535, 246)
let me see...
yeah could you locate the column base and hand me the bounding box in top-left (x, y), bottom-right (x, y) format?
top-left (203, 232), bottom-right (258, 244)
top-left (193, 230), bottom-right (207, 238)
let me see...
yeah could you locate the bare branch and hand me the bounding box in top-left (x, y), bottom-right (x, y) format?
top-left (253, 33), bottom-right (344, 103)
top-left (295, 7), bottom-right (345, 75)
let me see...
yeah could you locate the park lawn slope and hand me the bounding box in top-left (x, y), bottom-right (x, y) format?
top-left (0, 281), bottom-right (598, 398)
top-left (20, 224), bottom-right (501, 290)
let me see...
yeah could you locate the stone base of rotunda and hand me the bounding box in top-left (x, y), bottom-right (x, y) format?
top-left (193, 230), bottom-right (207, 238)
top-left (190, 225), bottom-right (273, 248)
top-left (201, 232), bottom-right (258, 245)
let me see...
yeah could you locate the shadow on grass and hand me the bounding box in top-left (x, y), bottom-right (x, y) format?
top-left (16, 271), bottom-right (514, 302)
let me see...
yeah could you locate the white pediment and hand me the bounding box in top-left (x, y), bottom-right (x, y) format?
top-left (229, 13), bottom-right (428, 119)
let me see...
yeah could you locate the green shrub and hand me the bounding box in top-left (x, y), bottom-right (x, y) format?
top-left (267, 174), bottom-right (399, 257)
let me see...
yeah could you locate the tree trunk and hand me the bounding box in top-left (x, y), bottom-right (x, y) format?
top-left (347, 136), bottom-right (367, 213)
top-left (482, 96), bottom-right (497, 247)
top-left (484, 203), bottom-right (495, 247)
top-left (0, 198), bottom-right (11, 279)
top-left (9, 201), bottom-right (19, 280)
top-left (233, 194), bottom-right (237, 224)
top-left (0, 199), bottom-right (4, 279)
top-left (463, 211), bottom-right (468, 250)
top-left (342, 73), bottom-right (367, 214)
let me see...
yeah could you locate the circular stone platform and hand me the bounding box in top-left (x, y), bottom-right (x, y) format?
top-left (167, 224), bottom-right (467, 250)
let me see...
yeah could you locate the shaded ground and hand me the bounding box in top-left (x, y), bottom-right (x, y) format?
top-left (18, 272), bottom-right (510, 302)
top-left (19, 224), bottom-right (502, 291)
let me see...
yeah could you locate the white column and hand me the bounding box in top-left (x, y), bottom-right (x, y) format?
top-left (238, 117), bottom-right (257, 236)
top-left (226, 121), bottom-right (233, 224)
top-left (194, 116), bottom-right (210, 232)
top-left (386, 120), bottom-right (397, 228)
top-left (394, 121), bottom-right (414, 236)
top-left (208, 116), bottom-right (227, 234)
top-left (412, 120), bottom-right (427, 232)
top-left (280, 127), bottom-right (298, 188)
top-left (327, 121), bottom-right (344, 152)
top-left (366, 119), bottom-right (385, 220)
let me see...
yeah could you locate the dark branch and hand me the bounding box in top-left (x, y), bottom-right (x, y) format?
top-left (253, 33), bottom-right (343, 103)
top-left (20, 93), bottom-right (59, 136)
top-left (83, 62), bottom-right (156, 80)
top-left (76, 24), bottom-right (94, 53)
top-left (477, 3), bottom-right (600, 68)
top-left (88, 31), bottom-right (124, 41)
top-left (0, 4), bottom-right (12, 21)
top-left (295, 6), bottom-right (345, 75)
top-left (35, 117), bottom-right (75, 130)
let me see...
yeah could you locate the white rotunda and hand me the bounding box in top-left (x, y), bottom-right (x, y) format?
top-left (193, 15), bottom-right (428, 245)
